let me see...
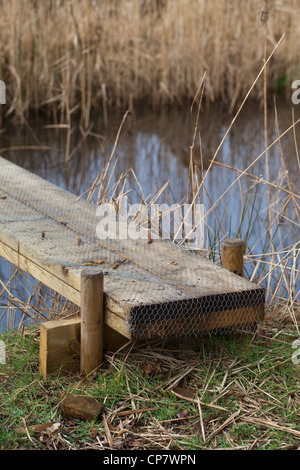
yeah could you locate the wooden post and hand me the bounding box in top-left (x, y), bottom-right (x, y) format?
top-left (80, 268), bottom-right (104, 375)
top-left (222, 238), bottom-right (244, 277)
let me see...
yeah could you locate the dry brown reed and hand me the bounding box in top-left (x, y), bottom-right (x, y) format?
top-left (1, 0), bottom-right (300, 124)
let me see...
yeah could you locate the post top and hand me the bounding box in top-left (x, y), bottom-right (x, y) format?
top-left (222, 238), bottom-right (244, 247)
top-left (81, 267), bottom-right (104, 279)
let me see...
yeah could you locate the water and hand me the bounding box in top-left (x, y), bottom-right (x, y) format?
top-left (1, 102), bottom-right (299, 197)
top-left (0, 100), bottom-right (299, 330)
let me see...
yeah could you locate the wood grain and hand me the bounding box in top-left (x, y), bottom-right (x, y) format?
top-left (80, 268), bottom-right (104, 375)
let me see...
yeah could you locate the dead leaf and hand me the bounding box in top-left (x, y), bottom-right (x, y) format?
top-left (141, 360), bottom-right (161, 378)
top-left (128, 439), bottom-right (142, 447)
top-left (114, 407), bottom-right (159, 417)
top-left (141, 362), bottom-right (153, 378)
top-left (103, 413), bottom-right (114, 448)
top-left (83, 260), bottom-right (105, 266)
top-left (172, 386), bottom-right (197, 399)
top-left (176, 409), bottom-right (189, 424)
top-left (16, 422), bottom-right (54, 434)
top-left (91, 427), bottom-right (98, 439)
top-left (45, 422), bottom-right (61, 433)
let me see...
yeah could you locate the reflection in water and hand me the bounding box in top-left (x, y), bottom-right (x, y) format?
top-left (0, 101), bottom-right (299, 329)
top-left (1, 101), bottom-right (299, 197)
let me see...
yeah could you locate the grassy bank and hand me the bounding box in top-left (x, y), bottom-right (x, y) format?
top-left (1, 0), bottom-right (300, 124)
top-left (0, 323), bottom-right (299, 450)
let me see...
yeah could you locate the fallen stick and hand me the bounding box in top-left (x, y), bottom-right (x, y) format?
top-left (242, 416), bottom-right (300, 438)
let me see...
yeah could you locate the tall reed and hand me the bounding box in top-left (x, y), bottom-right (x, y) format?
top-left (1, 0), bottom-right (300, 124)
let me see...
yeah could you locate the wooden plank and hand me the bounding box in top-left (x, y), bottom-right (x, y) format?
top-left (1, 215), bottom-right (263, 339)
top-left (0, 157), bottom-right (265, 340)
top-left (39, 301), bottom-right (264, 378)
top-left (0, 238), bottom-right (81, 304)
top-left (40, 318), bottom-right (81, 380)
top-left (132, 305), bottom-right (265, 339)
top-left (0, 237), bottom-right (132, 339)
top-left (0, 157), bottom-right (262, 292)
top-left (39, 318), bottom-right (130, 379)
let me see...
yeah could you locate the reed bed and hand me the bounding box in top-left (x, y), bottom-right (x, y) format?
top-left (1, 0), bottom-right (300, 125)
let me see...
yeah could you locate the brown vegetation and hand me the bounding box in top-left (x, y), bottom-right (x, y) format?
top-left (0, 0), bottom-right (300, 124)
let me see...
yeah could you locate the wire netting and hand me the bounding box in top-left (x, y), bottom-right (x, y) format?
top-left (0, 157), bottom-right (265, 338)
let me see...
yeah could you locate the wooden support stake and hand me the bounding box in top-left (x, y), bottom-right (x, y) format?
top-left (222, 238), bottom-right (244, 277)
top-left (80, 268), bottom-right (104, 375)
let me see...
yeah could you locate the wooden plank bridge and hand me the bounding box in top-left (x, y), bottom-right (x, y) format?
top-left (0, 157), bottom-right (265, 378)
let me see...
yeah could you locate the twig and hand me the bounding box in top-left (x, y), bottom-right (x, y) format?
top-left (205, 410), bottom-right (241, 444)
top-left (197, 397), bottom-right (206, 443)
top-left (242, 416), bottom-right (300, 438)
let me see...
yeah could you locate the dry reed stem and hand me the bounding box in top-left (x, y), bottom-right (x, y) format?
top-left (1, 1), bottom-right (300, 123)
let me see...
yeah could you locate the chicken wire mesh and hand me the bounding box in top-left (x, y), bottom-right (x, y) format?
top-left (0, 157), bottom-right (265, 338)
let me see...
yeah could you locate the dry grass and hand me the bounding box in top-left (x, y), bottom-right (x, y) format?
top-left (1, 324), bottom-right (300, 450)
top-left (1, 0), bottom-right (300, 125)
